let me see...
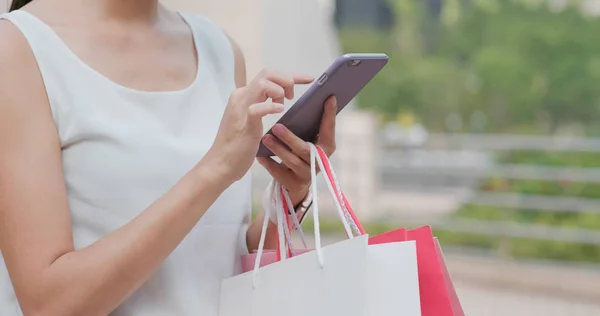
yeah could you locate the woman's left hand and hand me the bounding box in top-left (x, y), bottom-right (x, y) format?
top-left (257, 96), bottom-right (337, 204)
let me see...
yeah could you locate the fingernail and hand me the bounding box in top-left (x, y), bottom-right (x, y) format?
top-left (274, 103), bottom-right (285, 112)
top-left (272, 124), bottom-right (285, 136)
top-left (328, 97), bottom-right (337, 110)
top-left (263, 135), bottom-right (274, 146)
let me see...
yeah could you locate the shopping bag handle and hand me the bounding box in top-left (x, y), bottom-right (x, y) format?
top-left (272, 144), bottom-right (368, 262)
top-left (277, 183), bottom-right (309, 260)
top-left (314, 145), bottom-right (366, 236)
top-left (263, 180), bottom-right (308, 261)
top-left (252, 143), bottom-right (355, 288)
top-left (279, 185), bottom-right (309, 258)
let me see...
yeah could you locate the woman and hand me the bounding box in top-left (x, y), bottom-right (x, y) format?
top-left (0, 0), bottom-right (338, 315)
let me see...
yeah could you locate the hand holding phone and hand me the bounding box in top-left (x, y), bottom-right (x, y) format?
top-left (256, 53), bottom-right (389, 157)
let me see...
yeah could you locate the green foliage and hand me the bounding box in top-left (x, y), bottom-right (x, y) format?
top-left (454, 150), bottom-right (600, 264)
top-left (340, 0), bottom-right (600, 134)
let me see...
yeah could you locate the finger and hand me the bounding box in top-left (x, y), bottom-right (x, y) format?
top-left (271, 124), bottom-right (311, 163)
top-left (256, 157), bottom-right (297, 186)
top-left (247, 102), bottom-right (285, 120)
top-left (256, 69), bottom-right (314, 100)
top-left (254, 69), bottom-right (294, 100)
top-left (262, 134), bottom-right (310, 177)
top-left (248, 78), bottom-right (286, 104)
top-left (317, 96), bottom-right (337, 155)
top-left (291, 74), bottom-right (315, 84)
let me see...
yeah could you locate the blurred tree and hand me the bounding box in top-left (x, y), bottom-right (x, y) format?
top-left (342, 0), bottom-right (600, 134)
top-left (445, 0), bottom-right (600, 133)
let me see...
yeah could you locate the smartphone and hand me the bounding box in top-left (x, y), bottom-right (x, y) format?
top-left (256, 53), bottom-right (389, 157)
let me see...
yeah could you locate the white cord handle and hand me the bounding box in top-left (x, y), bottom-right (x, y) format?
top-left (282, 187), bottom-right (308, 249)
top-left (252, 181), bottom-right (306, 288)
top-left (274, 183), bottom-right (287, 262)
top-left (309, 143), bottom-right (325, 268)
top-left (263, 179), bottom-right (308, 252)
top-left (252, 183), bottom-right (273, 288)
top-left (251, 143), bottom-right (357, 287)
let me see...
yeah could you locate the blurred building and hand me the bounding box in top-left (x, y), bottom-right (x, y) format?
top-left (333, 0), bottom-right (394, 30)
top-left (333, 0), bottom-right (443, 30)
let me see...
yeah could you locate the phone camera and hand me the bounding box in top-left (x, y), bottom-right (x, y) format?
top-left (349, 60), bottom-right (362, 67)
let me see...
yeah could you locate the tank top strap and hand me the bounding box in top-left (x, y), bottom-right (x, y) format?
top-left (0, 10), bottom-right (78, 76)
top-left (179, 12), bottom-right (236, 98)
top-left (0, 10), bottom-right (79, 126)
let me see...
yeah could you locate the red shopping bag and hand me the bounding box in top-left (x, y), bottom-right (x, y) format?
top-left (358, 225), bottom-right (463, 316)
top-left (434, 237), bottom-right (464, 316)
top-left (406, 226), bottom-right (464, 316)
top-left (369, 228), bottom-right (407, 245)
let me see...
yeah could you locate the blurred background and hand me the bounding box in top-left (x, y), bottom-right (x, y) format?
top-left (4, 0), bottom-right (600, 314)
top-left (169, 0), bottom-right (600, 315)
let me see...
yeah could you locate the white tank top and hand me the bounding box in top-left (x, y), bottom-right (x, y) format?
top-left (0, 10), bottom-right (252, 316)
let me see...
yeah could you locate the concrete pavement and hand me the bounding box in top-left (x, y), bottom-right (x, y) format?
top-left (456, 280), bottom-right (600, 316)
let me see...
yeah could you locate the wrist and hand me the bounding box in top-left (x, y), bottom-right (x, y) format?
top-left (195, 152), bottom-right (235, 191)
top-left (263, 182), bottom-right (311, 224)
top-left (288, 186), bottom-right (310, 207)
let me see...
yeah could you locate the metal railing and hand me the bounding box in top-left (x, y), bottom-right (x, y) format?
top-left (379, 133), bottom-right (600, 248)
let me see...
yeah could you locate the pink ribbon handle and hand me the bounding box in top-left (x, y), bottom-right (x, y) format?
top-left (315, 145), bottom-right (366, 236)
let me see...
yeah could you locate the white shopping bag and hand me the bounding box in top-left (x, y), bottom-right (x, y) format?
top-left (219, 144), bottom-right (420, 316)
top-left (367, 242), bottom-right (421, 315)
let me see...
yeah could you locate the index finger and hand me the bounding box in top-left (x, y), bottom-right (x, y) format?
top-left (256, 69), bottom-right (314, 100)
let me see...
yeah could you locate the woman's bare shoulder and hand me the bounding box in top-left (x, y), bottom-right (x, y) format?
top-left (0, 20), bottom-right (34, 69)
top-left (0, 19), bottom-right (53, 125)
top-left (0, 19), bottom-right (46, 98)
top-left (0, 18), bottom-right (47, 80)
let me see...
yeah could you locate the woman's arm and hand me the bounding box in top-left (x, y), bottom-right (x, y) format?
top-left (0, 22), bottom-right (233, 316)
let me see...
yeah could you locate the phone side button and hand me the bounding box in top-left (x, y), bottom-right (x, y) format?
top-left (317, 73), bottom-right (328, 85)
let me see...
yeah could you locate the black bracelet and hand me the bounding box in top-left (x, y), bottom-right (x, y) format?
top-left (292, 191), bottom-right (313, 224)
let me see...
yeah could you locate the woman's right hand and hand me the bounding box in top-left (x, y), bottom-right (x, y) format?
top-left (205, 69), bottom-right (314, 183)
